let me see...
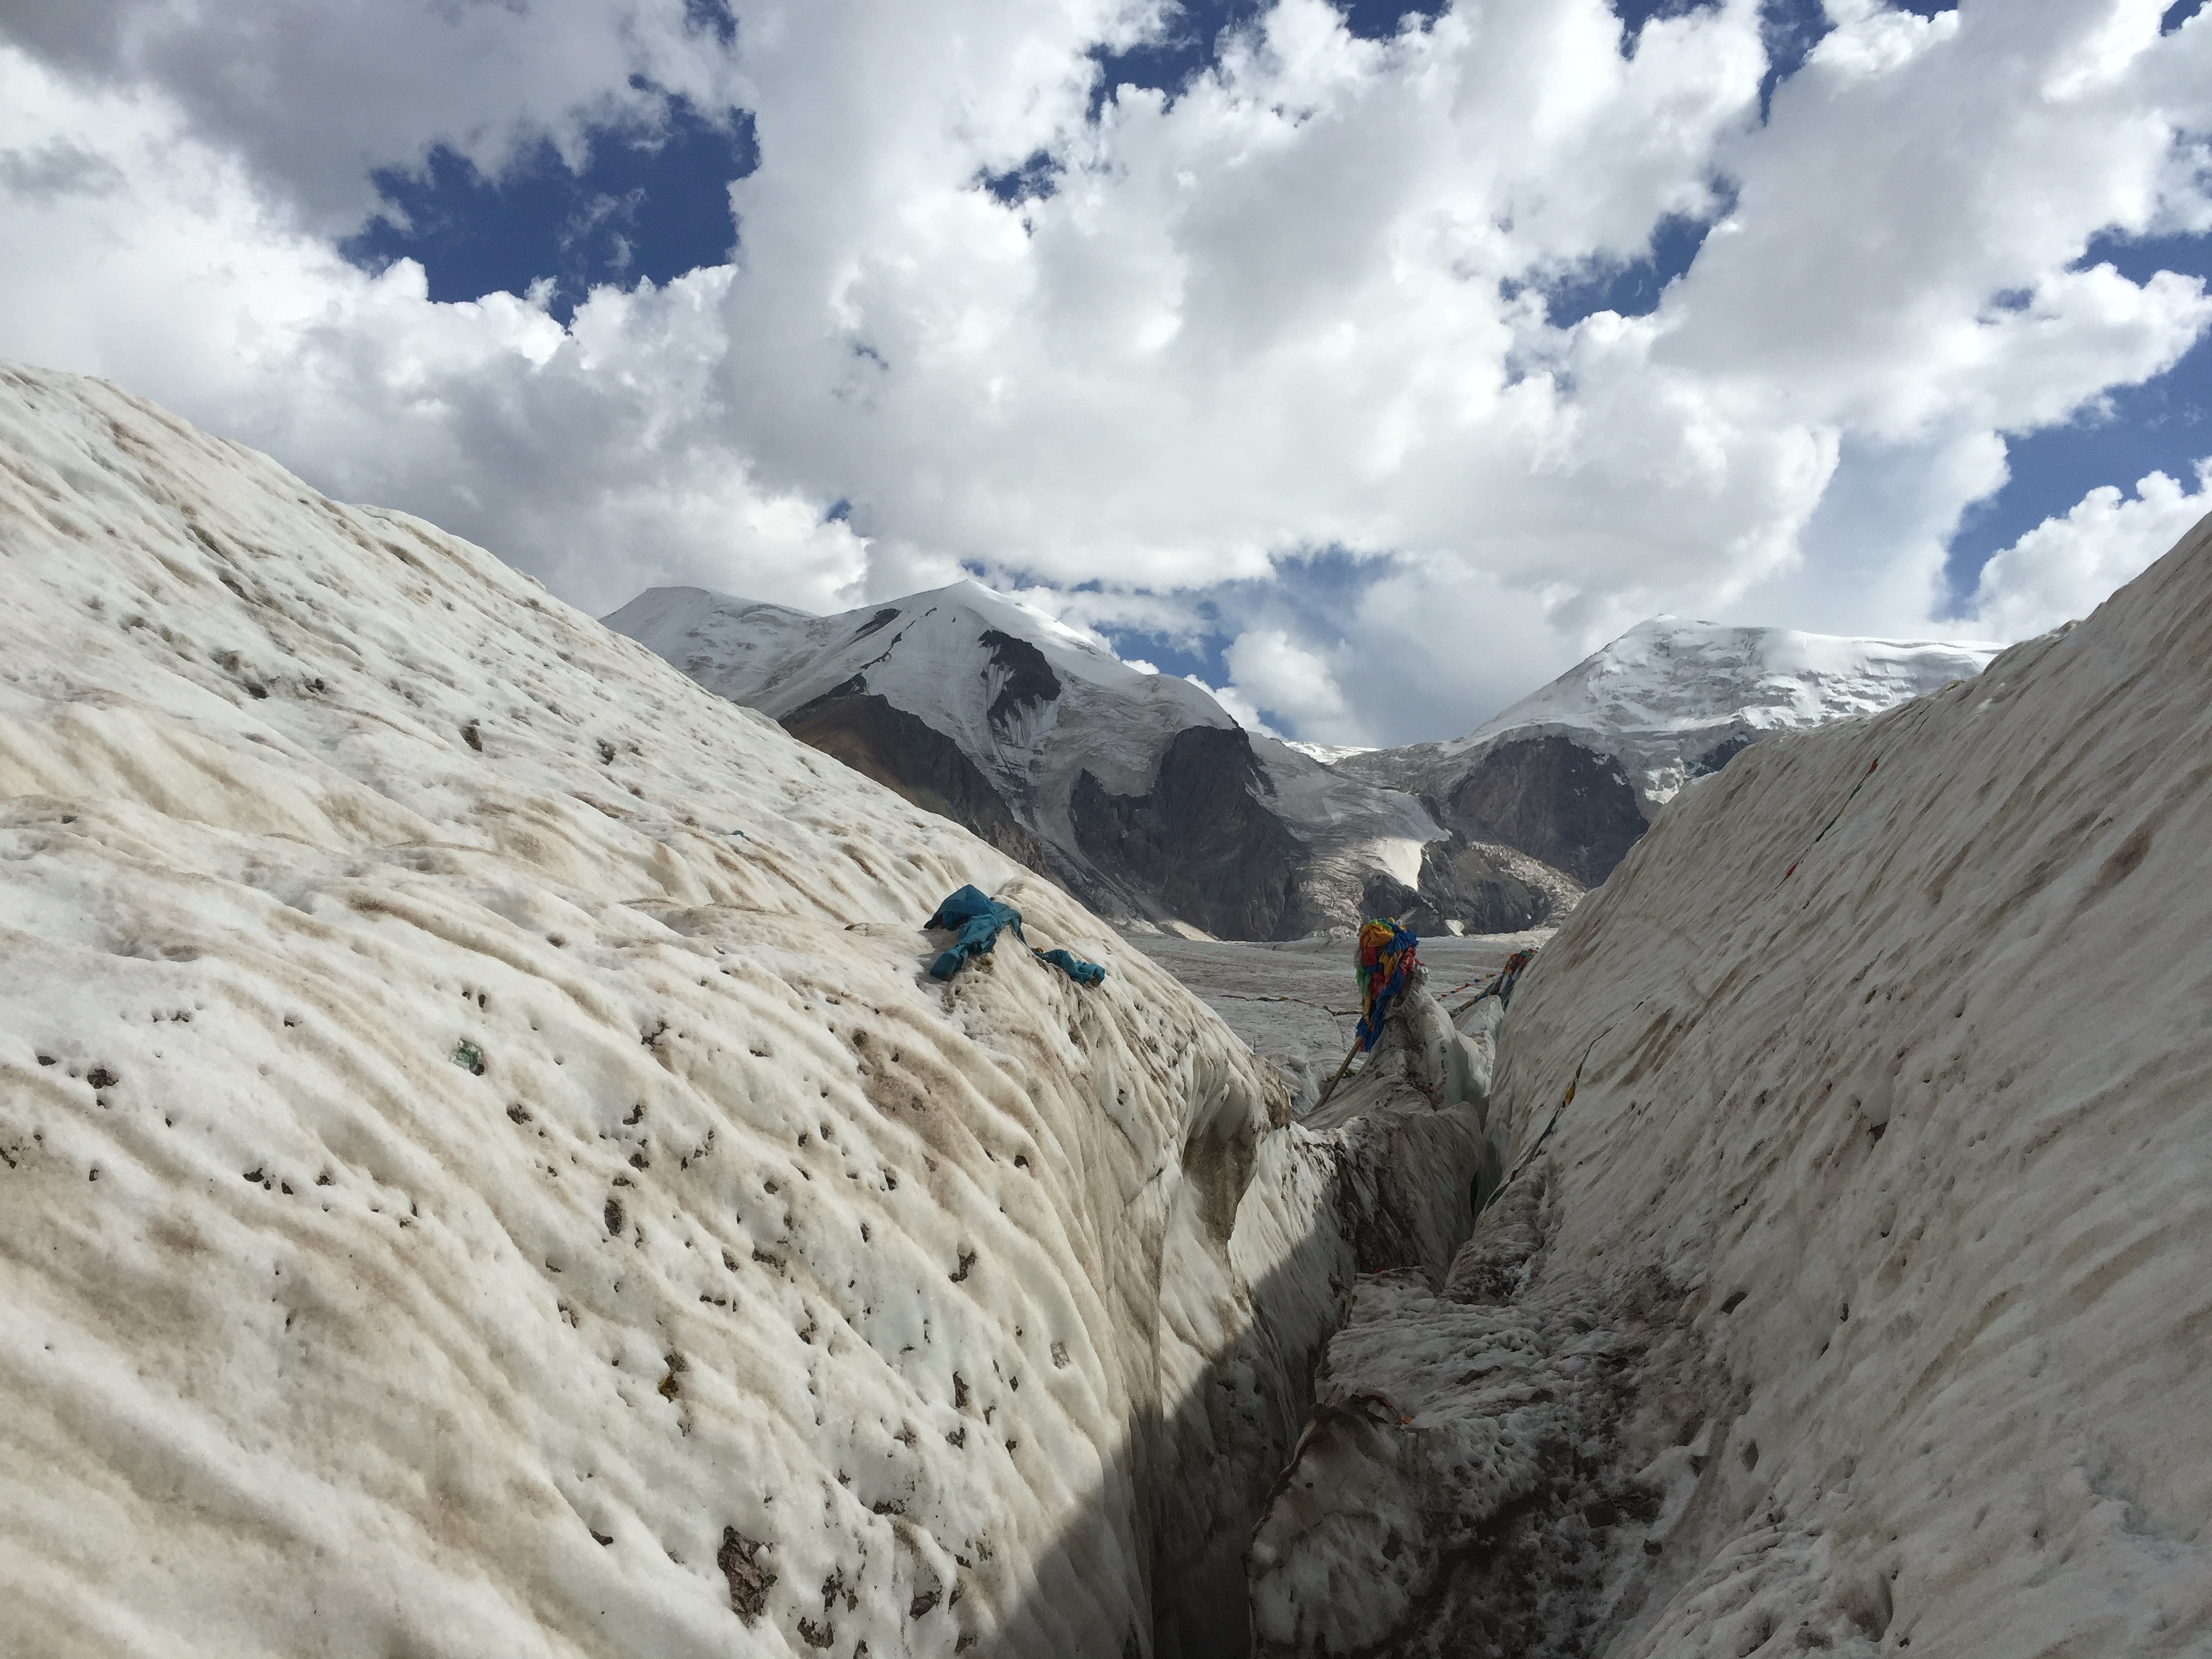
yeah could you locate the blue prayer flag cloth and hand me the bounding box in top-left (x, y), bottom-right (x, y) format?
top-left (924, 886), bottom-right (1106, 987)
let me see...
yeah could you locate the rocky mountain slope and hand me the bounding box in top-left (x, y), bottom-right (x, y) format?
top-left (607, 584), bottom-right (1565, 939)
top-left (0, 365), bottom-right (1494, 1659)
top-left (1252, 524), bottom-right (2212, 1653)
top-left (1338, 618), bottom-right (2001, 887)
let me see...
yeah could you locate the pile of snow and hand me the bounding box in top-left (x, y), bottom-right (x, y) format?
top-left (1250, 518), bottom-right (2212, 1652)
top-left (0, 366), bottom-right (1486, 1658)
top-left (1343, 617), bottom-right (2001, 813)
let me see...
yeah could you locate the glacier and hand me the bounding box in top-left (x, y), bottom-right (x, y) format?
top-left (7, 356), bottom-right (2207, 1659)
top-left (1252, 532), bottom-right (2212, 1654)
top-left (0, 365), bottom-right (1489, 1658)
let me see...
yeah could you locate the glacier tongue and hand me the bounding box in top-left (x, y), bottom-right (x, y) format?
top-left (0, 366), bottom-right (1491, 1658)
top-left (1251, 516), bottom-right (2212, 1653)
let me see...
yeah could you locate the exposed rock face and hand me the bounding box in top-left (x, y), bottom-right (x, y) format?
top-left (1417, 835), bottom-right (1577, 933)
top-left (1433, 735), bottom-right (1648, 887)
top-left (1342, 618), bottom-right (2000, 888)
top-left (1357, 838), bottom-right (1581, 938)
top-left (1250, 516), bottom-right (2212, 1656)
top-left (978, 628), bottom-right (1061, 730)
top-left (1070, 725), bottom-right (1306, 941)
top-left (779, 687), bottom-right (1060, 872)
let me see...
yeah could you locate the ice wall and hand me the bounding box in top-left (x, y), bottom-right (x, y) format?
top-left (0, 367), bottom-right (1484, 1658)
top-left (1251, 512), bottom-right (2212, 1654)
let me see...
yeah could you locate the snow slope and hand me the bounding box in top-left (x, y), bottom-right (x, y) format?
top-left (607, 584), bottom-right (1448, 937)
top-left (1250, 520), bottom-right (2212, 1653)
top-left (1339, 620), bottom-right (2001, 885)
top-left (0, 366), bottom-right (1491, 1658)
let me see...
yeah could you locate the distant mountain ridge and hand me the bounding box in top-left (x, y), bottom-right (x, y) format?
top-left (609, 591), bottom-right (1999, 939)
top-left (1336, 617), bottom-right (2003, 884)
top-left (605, 581), bottom-right (1556, 937)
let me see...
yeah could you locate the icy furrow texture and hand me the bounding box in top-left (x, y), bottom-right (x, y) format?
top-left (0, 365), bottom-right (1468, 1658)
top-left (1250, 512), bottom-right (2212, 1656)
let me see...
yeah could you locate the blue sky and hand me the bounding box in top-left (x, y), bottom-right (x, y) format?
top-left (3, 0), bottom-right (2210, 743)
top-left (342, 94), bottom-right (756, 325)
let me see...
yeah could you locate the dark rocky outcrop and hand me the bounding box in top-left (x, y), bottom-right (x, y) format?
top-left (1434, 735), bottom-right (1647, 887)
top-left (1352, 836), bottom-right (1559, 935)
top-left (779, 690), bottom-right (1056, 871)
top-left (1685, 729), bottom-right (1753, 779)
top-left (1070, 725), bottom-right (1305, 941)
top-left (851, 605), bottom-right (902, 642)
top-left (979, 628), bottom-right (1061, 729)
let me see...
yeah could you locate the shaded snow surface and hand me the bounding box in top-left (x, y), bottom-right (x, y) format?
top-left (0, 366), bottom-right (1494, 1658)
top-left (1251, 516), bottom-right (2212, 1654)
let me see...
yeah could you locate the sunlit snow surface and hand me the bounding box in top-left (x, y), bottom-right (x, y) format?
top-left (0, 366), bottom-right (1427, 1657)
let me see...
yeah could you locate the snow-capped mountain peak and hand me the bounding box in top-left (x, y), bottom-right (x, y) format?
top-left (1344, 615), bottom-right (2001, 819)
top-left (609, 579), bottom-right (1465, 937)
top-left (1459, 615), bottom-right (2003, 758)
top-left (605, 579), bottom-right (1231, 794)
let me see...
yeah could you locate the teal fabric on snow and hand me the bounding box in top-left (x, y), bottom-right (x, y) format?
top-left (925, 884), bottom-right (1024, 980)
top-left (924, 886), bottom-right (1107, 987)
top-left (1033, 947), bottom-right (1106, 986)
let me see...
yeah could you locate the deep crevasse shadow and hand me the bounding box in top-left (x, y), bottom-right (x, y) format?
top-left (975, 987), bottom-right (1507, 1659)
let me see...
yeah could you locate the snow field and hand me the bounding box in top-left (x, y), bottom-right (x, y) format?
top-left (1255, 508), bottom-right (2212, 1654)
top-left (0, 366), bottom-right (1461, 1658)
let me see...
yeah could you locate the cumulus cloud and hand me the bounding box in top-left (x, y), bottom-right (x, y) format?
top-left (0, 45), bottom-right (866, 615)
top-left (1970, 459), bottom-right (2212, 639)
top-left (0, 0), bottom-right (748, 224)
top-left (1, 0), bottom-right (2211, 743)
top-left (1187, 675), bottom-right (1283, 737)
top-left (1221, 628), bottom-right (1359, 741)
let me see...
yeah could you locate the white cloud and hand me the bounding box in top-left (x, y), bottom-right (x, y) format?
top-left (1185, 674), bottom-right (1280, 737)
top-left (1220, 626), bottom-right (1357, 741)
top-left (1, 1), bottom-right (2211, 742)
top-left (1, 0), bottom-right (749, 225)
top-left (0, 46), bottom-right (869, 617)
top-left (1969, 460), bottom-right (2212, 640)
